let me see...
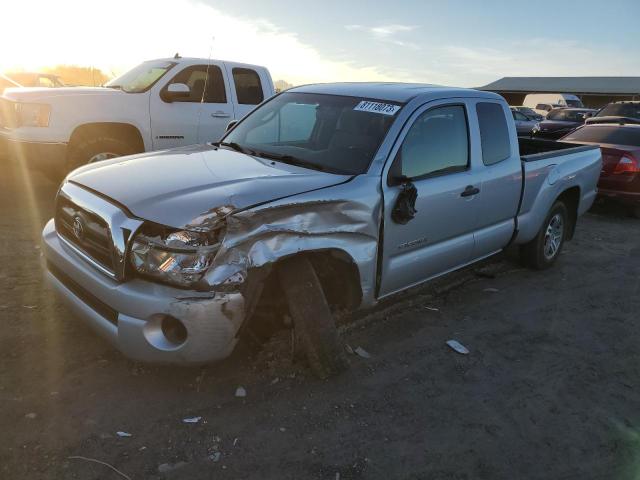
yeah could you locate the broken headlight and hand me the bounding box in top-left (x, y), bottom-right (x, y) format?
top-left (129, 228), bottom-right (221, 288)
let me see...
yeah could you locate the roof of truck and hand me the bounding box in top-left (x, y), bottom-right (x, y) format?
top-left (152, 56), bottom-right (268, 70)
top-left (290, 82), bottom-right (501, 103)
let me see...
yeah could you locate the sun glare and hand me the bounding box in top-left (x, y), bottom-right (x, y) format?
top-left (2, 0), bottom-right (398, 84)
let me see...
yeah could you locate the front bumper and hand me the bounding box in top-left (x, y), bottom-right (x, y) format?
top-left (1, 130), bottom-right (67, 174)
top-left (42, 219), bottom-right (245, 365)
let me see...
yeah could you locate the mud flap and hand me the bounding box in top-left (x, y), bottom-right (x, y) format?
top-left (277, 256), bottom-right (349, 379)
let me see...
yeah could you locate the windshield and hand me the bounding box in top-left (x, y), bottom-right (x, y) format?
top-left (547, 110), bottom-right (590, 122)
top-left (564, 125), bottom-right (640, 147)
top-left (518, 107), bottom-right (537, 116)
top-left (223, 92), bottom-right (402, 175)
top-left (105, 60), bottom-right (176, 93)
top-left (565, 99), bottom-right (583, 108)
top-left (596, 103), bottom-right (640, 120)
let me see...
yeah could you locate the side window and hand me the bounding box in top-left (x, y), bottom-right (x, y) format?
top-left (232, 68), bottom-right (264, 105)
top-left (165, 65), bottom-right (227, 103)
top-left (476, 102), bottom-right (511, 166)
top-left (513, 111), bottom-right (527, 121)
top-left (399, 105), bottom-right (469, 179)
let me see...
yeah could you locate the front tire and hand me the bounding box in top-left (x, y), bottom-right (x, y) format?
top-left (521, 201), bottom-right (568, 270)
top-left (66, 136), bottom-right (139, 173)
top-left (277, 256), bottom-right (349, 379)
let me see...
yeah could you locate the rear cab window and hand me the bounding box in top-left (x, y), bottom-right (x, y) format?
top-left (476, 102), bottom-right (511, 165)
top-left (232, 68), bottom-right (264, 105)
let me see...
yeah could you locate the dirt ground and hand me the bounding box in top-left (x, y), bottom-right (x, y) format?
top-left (1, 154), bottom-right (639, 480)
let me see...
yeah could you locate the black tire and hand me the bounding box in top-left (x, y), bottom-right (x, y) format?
top-left (66, 136), bottom-right (139, 173)
top-left (521, 201), bottom-right (568, 270)
top-left (277, 256), bottom-right (349, 379)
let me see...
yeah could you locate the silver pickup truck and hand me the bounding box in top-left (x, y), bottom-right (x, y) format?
top-left (42, 83), bottom-right (602, 376)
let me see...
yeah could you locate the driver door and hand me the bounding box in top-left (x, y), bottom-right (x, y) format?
top-left (150, 63), bottom-right (233, 149)
top-left (378, 101), bottom-right (480, 297)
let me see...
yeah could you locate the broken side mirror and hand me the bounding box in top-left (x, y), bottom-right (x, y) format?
top-left (391, 176), bottom-right (418, 224)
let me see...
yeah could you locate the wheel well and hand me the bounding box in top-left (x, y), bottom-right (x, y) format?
top-left (242, 250), bottom-right (362, 342)
top-left (69, 123), bottom-right (144, 152)
top-left (557, 186), bottom-right (580, 240)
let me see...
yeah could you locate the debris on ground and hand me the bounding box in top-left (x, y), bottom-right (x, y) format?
top-left (22, 305), bottom-right (37, 309)
top-left (446, 339), bottom-right (470, 355)
top-left (182, 416), bottom-right (202, 424)
top-left (235, 386), bottom-right (247, 397)
top-left (424, 306), bottom-right (440, 311)
top-left (345, 344), bottom-right (354, 355)
top-left (209, 452), bottom-right (222, 462)
top-left (25, 412), bottom-right (37, 419)
top-left (116, 431), bottom-right (132, 438)
top-left (158, 461), bottom-right (188, 473)
top-left (354, 347), bottom-right (371, 359)
top-left (483, 287), bottom-right (500, 293)
top-left (68, 456), bottom-right (131, 480)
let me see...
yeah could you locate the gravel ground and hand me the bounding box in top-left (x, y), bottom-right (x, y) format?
top-left (1, 155), bottom-right (639, 480)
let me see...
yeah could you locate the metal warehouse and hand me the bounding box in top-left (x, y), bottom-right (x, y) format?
top-left (478, 77), bottom-right (640, 108)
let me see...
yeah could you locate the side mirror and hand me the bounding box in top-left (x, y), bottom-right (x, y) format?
top-left (162, 83), bottom-right (190, 102)
top-left (226, 120), bottom-right (238, 132)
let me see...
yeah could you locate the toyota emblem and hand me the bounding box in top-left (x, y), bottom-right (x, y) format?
top-left (72, 216), bottom-right (85, 241)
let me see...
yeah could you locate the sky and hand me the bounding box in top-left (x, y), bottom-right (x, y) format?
top-left (2, 0), bottom-right (639, 87)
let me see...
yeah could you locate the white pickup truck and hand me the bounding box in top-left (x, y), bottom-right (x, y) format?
top-left (0, 56), bottom-right (274, 179)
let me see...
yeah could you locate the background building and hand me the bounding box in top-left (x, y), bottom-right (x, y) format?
top-left (478, 77), bottom-right (640, 108)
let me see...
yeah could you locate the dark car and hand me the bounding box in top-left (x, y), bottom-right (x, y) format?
top-left (586, 101), bottom-right (640, 125)
top-left (532, 108), bottom-right (597, 140)
top-left (511, 106), bottom-right (544, 121)
top-left (562, 124), bottom-right (640, 217)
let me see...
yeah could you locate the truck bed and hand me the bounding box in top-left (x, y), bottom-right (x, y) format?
top-left (519, 137), bottom-right (597, 162)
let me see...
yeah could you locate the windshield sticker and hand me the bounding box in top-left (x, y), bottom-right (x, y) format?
top-left (354, 101), bottom-right (401, 116)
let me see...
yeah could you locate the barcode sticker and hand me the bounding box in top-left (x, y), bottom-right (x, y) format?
top-left (354, 101), bottom-right (401, 116)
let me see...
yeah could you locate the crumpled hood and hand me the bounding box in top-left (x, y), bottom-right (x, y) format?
top-left (68, 144), bottom-right (351, 230)
top-left (3, 86), bottom-right (122, 102)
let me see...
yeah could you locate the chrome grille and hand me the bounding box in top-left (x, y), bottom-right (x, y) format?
top-left (56, 196), bottom-right (115, 273)
top-left (54, 182), bottom-right (144, 280)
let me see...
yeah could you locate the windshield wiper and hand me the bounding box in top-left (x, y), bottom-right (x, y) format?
top-left (253, 150), bottom-right (342, 173)
top-left (215, 141), bottom-right (255, 155)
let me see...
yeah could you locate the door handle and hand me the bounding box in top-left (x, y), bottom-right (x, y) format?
top-left (460, 185), bottom-right (480, 197)
top-left (211, 111), bottom-right (231, 118)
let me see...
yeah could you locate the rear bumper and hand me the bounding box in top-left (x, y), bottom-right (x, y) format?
top-left (598, 175), bottom-right (640, 206)
top-left (597, 188), bottom-right (640, 206)
top-left (42, 219), bottom-right (246, 365)
top-left (1, 130), bottom-right (67, 173)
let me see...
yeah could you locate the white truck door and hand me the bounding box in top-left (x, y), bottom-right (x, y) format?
top-left (150, 63), bottom-right (234, 149)
top-left (224, 64), bottom-right (268, 120)
top-left (378, 101), bottom-right (479, 297)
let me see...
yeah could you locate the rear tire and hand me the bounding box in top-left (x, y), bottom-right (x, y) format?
top-left (277, 256), bottom-right (349, 379)
top-left (521, 201), bottom-right (568, 270)
top-left (66, 136), bottom-right (139, 173)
